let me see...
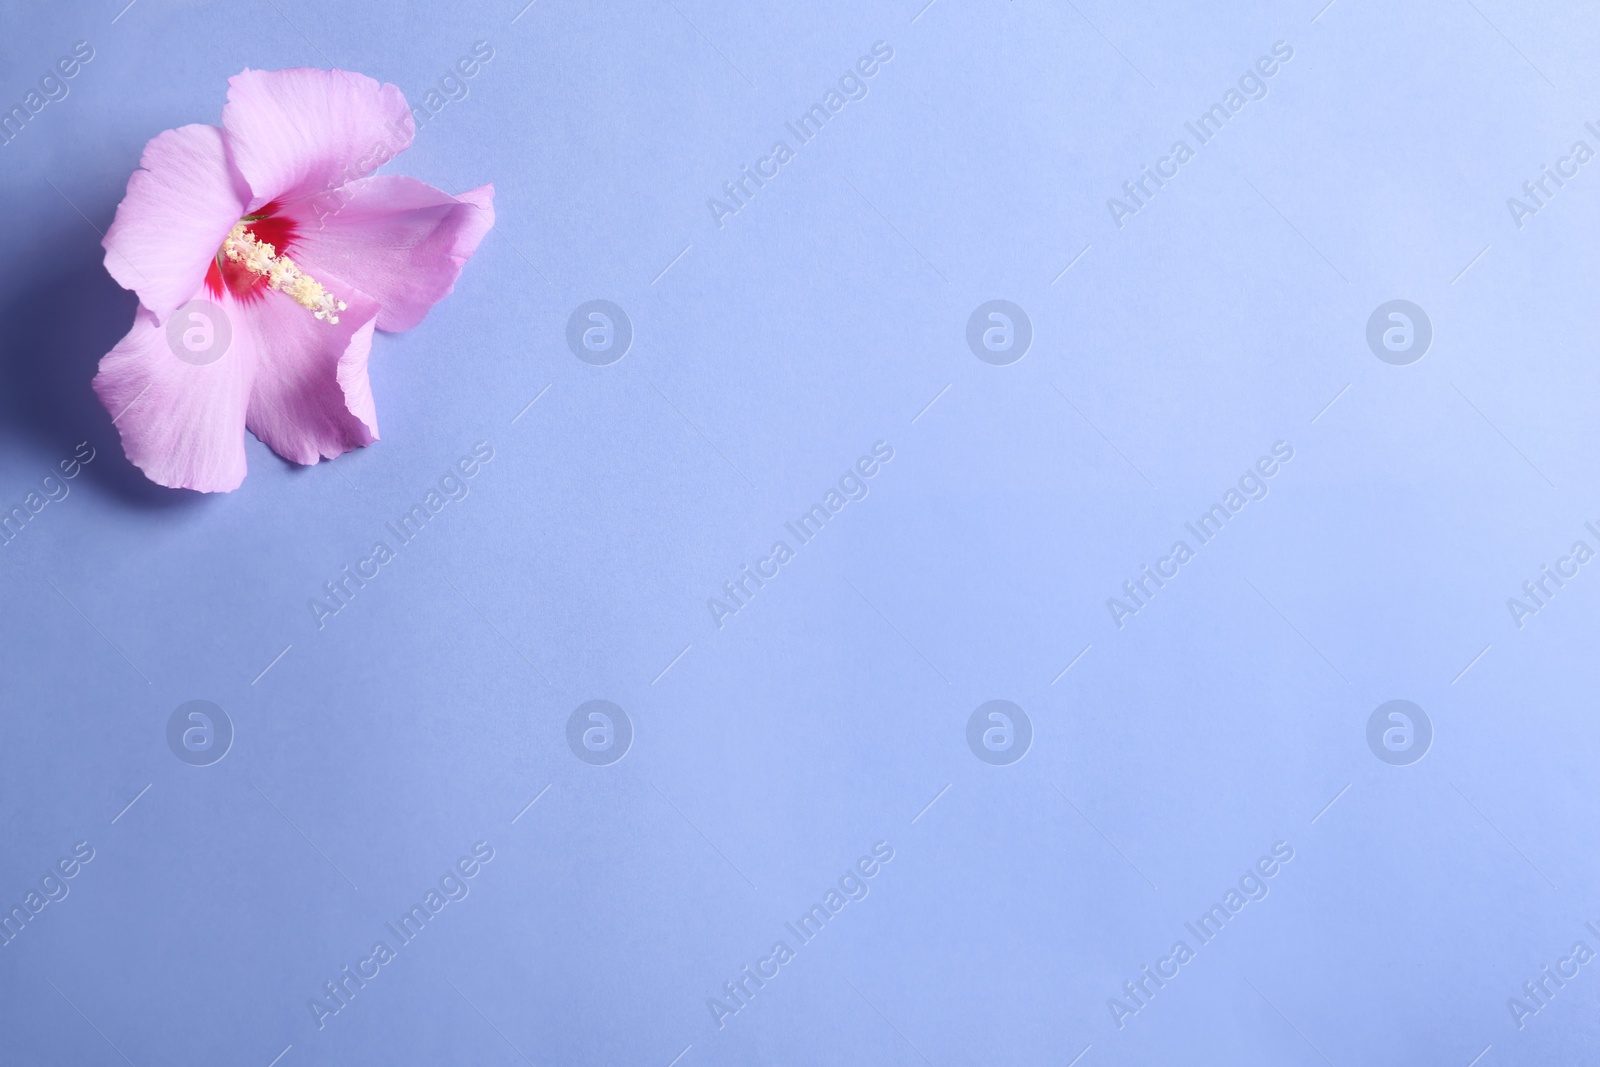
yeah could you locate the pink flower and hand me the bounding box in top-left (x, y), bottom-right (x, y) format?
top-left (94, 68), bottom-right (494, 492)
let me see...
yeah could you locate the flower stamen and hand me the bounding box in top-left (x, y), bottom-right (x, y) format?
top-left (220, 222), bottom-right (348, 324)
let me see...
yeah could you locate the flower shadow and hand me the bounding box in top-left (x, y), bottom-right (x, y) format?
top-left (0, 221), bottom-right (203, 509)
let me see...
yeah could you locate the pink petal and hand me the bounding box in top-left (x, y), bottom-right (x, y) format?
top-left (239, 281), bottom-right (383, 465)
top-left (223, 68), bottom-right (414, 212)
top-left (93, 303), bottom-right (257, 493)
top-left (102, 124), bottom-right (249, 324)
top-left (283, 178), bottom-right (495, 332)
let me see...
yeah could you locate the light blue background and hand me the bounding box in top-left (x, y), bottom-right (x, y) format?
top-left (3, 0), bottom-right (1600, 1063)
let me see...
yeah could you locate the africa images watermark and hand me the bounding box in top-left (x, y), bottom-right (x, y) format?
top-left (300, 42), bottom-right (497, 233)
top-left (308, 441), bottom-right (496, 630)
top-left (1505, 519), bottom-right (1600, 630)
top-left (0, 840), bottom-right (96, 949)
top-left (706, 41), bottom-right (895, 229)
top-left (1506, 921), bottom-right (1600, 1031)
top-left (1105, 41), bottom-right (1295, 229)
top-left (1106, 441), bottom-right (1295, 629)
top-left (1505, 121), bottom-right (1600, 230)
top-left (410, 40), bottom-right (494, 135)
top-left (0, 40), bottom-right (95, 149)
top-left (706, 441), bottom-right (895, 629)
top-left (1108, 840), bottom-right (1295, 1029)
top-left (307, 841), bottom-right (495, 1030)
top-left (706, 840), bottom-right (896, 1031)
top-left (0, 441), bottom-right (96, 550)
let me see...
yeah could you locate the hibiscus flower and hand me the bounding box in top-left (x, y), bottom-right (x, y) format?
top-left (94, 68), bottom-right (494, 492)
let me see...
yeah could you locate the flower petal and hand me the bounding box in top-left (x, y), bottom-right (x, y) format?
top-left (284, 178), bottom-right (495, 332)
top-left (239, 281), bottom-right (383, 465)
top-left (103, 124), bottom-right (249, 324)
top-left (223, 68), bottom-right (414, 212)
top-left (93, 302), bottom-right (257, 493)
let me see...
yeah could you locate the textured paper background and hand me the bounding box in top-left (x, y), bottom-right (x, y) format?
top-left (2, 0), bottom-right (1599, 1064)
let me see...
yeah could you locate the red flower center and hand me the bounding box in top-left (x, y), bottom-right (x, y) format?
top-left (205, 200), bottom-right (298, 301)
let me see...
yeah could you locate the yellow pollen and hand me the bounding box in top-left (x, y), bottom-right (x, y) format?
top-left (221, 222), bottom-right (348, 324)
